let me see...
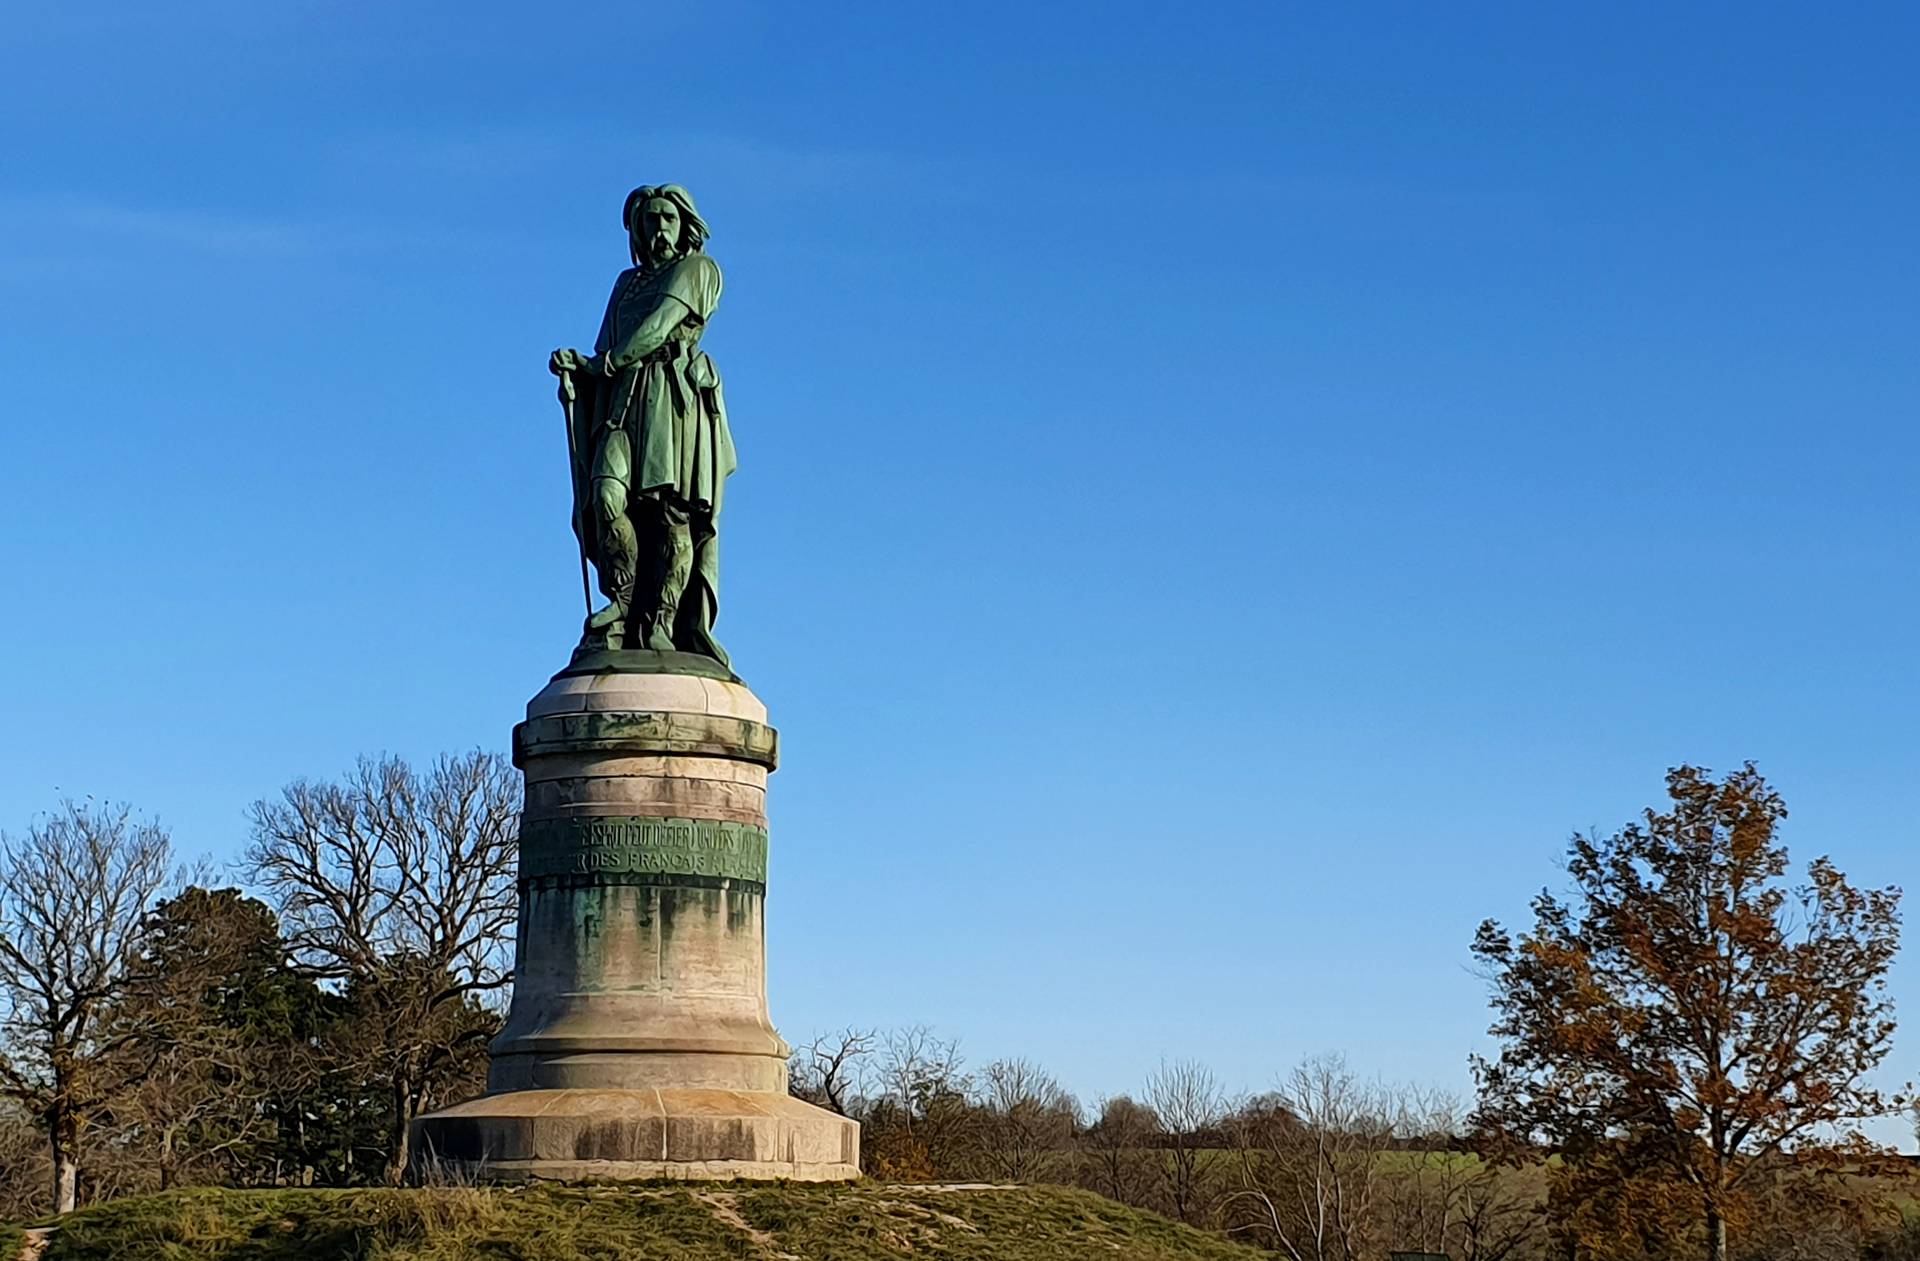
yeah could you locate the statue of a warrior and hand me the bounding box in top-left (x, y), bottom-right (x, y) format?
top-left (549, 184), bottom-right (735, 663)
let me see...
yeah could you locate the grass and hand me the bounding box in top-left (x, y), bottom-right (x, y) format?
top-left (3, 1182), bottom-right (1269, 1261)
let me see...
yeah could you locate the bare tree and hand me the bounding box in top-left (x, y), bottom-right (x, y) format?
top-left (864, 1024), bottom-right (973, 1179)
top-left (1381, 1085), bottom-right (1471, 1256)
top-left (1079, 1094), bottom-right (1158, 1207)
top-left (1380, 1088), bottom-right (1543, 1261)
top-left (873, 1025), bottom-right (966, 1110)
top-left (245, 751), bottom-right (518, 1184)
top-left (1145, 1056), bottom-right (1225, 1225)
top-left (974, 1056), bottom-right (1080, 1183)
top-left (107, 1010), bottom-right (258, 1193)
top-left (789, 1027), bottom-right (875, 1117)
top-left (1224, 1053), bottom-right (1393, 1261)
top-left (0, 1098), bottom-right (49, 1220)
top-left (1448, 1166), bottom-right (1545, 1261)
top-left (0, 802), bottom-right (173, 1213)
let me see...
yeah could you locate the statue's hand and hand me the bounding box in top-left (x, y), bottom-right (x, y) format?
top-left (549, 347), bottom-right (581, 376)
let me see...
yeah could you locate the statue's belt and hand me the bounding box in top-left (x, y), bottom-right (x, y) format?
top-left (610, 344), bottom-right (685, 371)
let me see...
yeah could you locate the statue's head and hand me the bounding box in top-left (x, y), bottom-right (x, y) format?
top-left (624, 184), bottom-right (708, 268)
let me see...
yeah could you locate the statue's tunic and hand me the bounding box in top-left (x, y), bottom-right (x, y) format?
top-left (590, 253), bottom-right (734, 514)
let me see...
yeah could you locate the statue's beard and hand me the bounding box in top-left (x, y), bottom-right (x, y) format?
top-left (646, 236), bottom-right (680, 267)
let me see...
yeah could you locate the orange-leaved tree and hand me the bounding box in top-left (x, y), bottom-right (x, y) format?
top-left (1471, 763), bottom-right (1902, 1261)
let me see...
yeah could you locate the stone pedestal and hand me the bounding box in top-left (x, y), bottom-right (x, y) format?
top-left (414, 653), bottom-right (859, 1181)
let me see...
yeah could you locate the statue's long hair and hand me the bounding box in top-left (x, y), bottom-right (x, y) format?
top-left (624, 184), bottom-right (709, 267)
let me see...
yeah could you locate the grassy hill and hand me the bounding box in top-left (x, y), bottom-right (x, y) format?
top-left (2, 1182), bottom-right (1267, 1261)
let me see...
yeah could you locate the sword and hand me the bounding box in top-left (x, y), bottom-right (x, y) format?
top-left (558, 368), bottom-right (593, 620)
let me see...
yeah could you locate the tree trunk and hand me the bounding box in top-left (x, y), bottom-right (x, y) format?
top-left (1705, 1199), bottom-right (1726, 1261)
top-left (384, 1080), bottom-right (412, 1186)
top-left (49, 1110), bottom-right (78, 1215)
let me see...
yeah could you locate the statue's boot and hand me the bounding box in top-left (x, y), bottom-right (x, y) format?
top-left (643, 516), bottom-right (694, 653)
top-left (582, 502), bottom-right (639, 651)
top-left (582, 569), bottom-right (635, 652)
top-left (585, 600), bottom-right (628, 650)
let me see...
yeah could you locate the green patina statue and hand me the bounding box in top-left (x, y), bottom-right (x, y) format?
top-left (550, 184), bottom-right (736, 664)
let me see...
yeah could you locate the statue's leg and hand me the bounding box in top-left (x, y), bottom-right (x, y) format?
top-left (641, 496), bottom-right (694, 653)
top-left (591, 484), bottom-right (637, 636)
top-left (582, 432), bottom-right (636, 650)
top-left (679, 512), bottom-right (728, 666)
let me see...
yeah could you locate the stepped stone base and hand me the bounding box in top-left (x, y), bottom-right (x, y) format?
top-left (414, 1087), bottom-right (859, 1183)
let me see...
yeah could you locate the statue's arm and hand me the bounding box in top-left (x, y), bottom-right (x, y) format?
top-left (604, 296), bottom-right (693, 372)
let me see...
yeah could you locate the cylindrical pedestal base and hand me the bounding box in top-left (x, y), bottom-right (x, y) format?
top-left (416, 1088), bottom-right (860, 1182)
top-left (414, 652), bottom-right (859, 1181)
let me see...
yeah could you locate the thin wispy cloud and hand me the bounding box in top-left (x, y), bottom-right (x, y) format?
top-left (0, 192), bottom-right (541, 273)
top-left (0, 194), bottom-right (314, 258)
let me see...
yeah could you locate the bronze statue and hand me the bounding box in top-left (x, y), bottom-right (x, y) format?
top-left (550, 185), bottom-right (735, 663)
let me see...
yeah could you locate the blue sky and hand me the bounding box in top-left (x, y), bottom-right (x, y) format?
top-left (4, 2), bottom-right (1919, 1135)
